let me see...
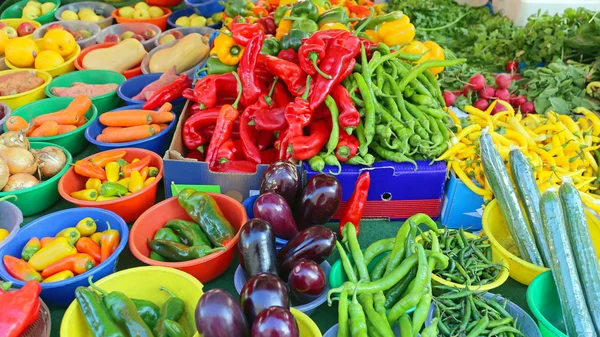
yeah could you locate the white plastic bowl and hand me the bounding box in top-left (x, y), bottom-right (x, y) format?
top-left (96, 23), bottom-right (161, 52)
top-left (141, 36), bottom-right (208, 77)
top-left (234, 261), bottom-right (331, 316)
top-left (33, 20), bottom-right (101, 49)
top-left (55, 2), bottom-right (115, 29)
top-left (0, 199), bottom-right (23, 250)
top-left (154, 26), bottom-right (215, 47)
top-left (0, 103), bottom-right (12, 135)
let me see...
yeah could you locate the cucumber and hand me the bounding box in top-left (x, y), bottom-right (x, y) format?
top-left (509, 148), bottom-right (552, 267)
top-left (540, 191), bottom-right (597, 337)
top-left (479, 131), bottom-right (543, 265)
top-left (559, 182), bottom-right (600, 335)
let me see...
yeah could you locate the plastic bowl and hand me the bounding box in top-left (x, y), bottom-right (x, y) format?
top-left (415, 229), bottom-right (510, 292)
top-left (96, 23), bottom-right (161, 52)
top-left (129, 194), bottom-right (247, 283)
top-left (54, 2), bottom-right (115, 29)
top-left (242, 194), bottom-right (289, 249)
top-left (111, 7), bottom-right (172, 31)
top-left (0, 207), bottom-right (129, 306)
top-left (5, 97), bottom-right (98, 155)
top-left (58, 148), bottom-right (163, 223)
top-left (0, 18), bottom-right (42, 35)
top-left (184, 0), bottom-right (224, 15)
top-left (84, 104), bottom-right (176, 155)
top-left (33, 20), bottom-right (101, 49)
top-left (233, 262), bottom-right (331, 316)
top-left (75, 42), bottom-right (143, 79)
top-left (5, 39), bottom-right (80, 77)
top-left (61, 266), bottom-right (203, 336)
top-left (148, 0), bottom-right (182, 7)
top-left (1, 0), bottom-right (61, 24)
top-left (0, 103), bottom-right (12, 134)
top-left (0, 69), bottom-right (52, 110)
top-left (527, 271), bottom-right (568, 337)
top-left (167, 7), bottom-right (222, 30)
top-left (155, 26), bottom-right (216, 47)
top-left (117, 73), bottom-right (186, 114)
top-left (140, 37), bottom-right (208, 78)
top-left (0, 199), bottom-right (22, 250)
top-left (45, 69), bottom-right (126, 114)
top-left (25, 297), bottom-right (51, 337)
top-left (482, 199), bottom-right (600, 285)
top-left (0, 142), bottom-right (72, 216)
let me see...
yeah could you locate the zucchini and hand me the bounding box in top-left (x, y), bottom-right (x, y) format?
top-left (559, 182), bottom-right (600, 335)
top-left (479, 131), bottom-right (543, 265)
top-left (540, 191), bottom-right (597, 337)
top-left (509, 148), bottom-right (552, 267)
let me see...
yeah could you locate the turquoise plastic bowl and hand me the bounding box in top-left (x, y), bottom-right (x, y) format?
top-left (527, 271), bottom-right (568, 337)
top-left (1, 0), bottom-right (61, 24)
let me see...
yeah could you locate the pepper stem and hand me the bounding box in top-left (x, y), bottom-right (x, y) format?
top-left (309, 53), bottom-right (332, 79)
top-left (354, 7), bottom-right (375, 35)
top-left (106, 221), bottom-right (111, 231)
top-left (231, 71), bottom-right (243, 109)
top-left (268, 78), bottom-right (279, 98)
top-left (88, 276), bottom-right (108, 296)
top-left (160, 286), bottom-right (178, 298)
top-left (302, 75), bottom-right (312, 100)
top-left (337, 145), bottom-right (350, 158)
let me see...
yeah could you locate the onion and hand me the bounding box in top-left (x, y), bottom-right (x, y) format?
top-left (3, 173), bottom-right (39, 192)
top-left (35, 146), bottom-right (67, 179)
top-left (0, 157), bottom-right (8, 191)
top-left (0, 131), bottom-right (30, 149)
top-left (0, 147), bottom-right (37, 175)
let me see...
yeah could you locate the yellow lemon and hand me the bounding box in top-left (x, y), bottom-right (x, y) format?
top-left (0, 228), bottom-right (9, 242)
top-left (0, 29), bottom-right (9, 55)
top-left (77, 8), bottom-right (96, 19)
top-left (35, 49), bottom-right (64, 69)
top-left (5, 37), bottom-right (39, 68)
top-left (42, 28), bottom-right (76, 57)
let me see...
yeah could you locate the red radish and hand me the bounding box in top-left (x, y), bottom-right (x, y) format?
top-left (512, 74), bottom-right (523, 81)
top-left (495, 73), bottom-right (512, 89)
top-left (453, 90), bottom-right (464, 97)
top-left (492, 103), bottom-right (506, 115)
top-left (506, 60), bottom-right (518, 73)
top-left (495, 88), bottom-right (510, 101)
top-left (442, 91), bottom-right (456, 106)
top-left (520, 101), bottom-right (535, 114)
top-left (463, 86), bottom-right (471, 97)
top-left (512, 95), bottom-right (527, 107)
top-left (479, 87), bottom-right (495, 100)
top-left (473, 99), bottom-right (490, 111)
top-left (469, 74), bottom-right (486, 91)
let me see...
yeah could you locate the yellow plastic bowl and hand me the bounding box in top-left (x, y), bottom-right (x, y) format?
top-left (60, 266), bottom-right (204, 337)
top-left (416, 229), bottom-right (510, 292)
top-left (0, 18), bottom-right (42, 33)
top-left (482, 199), bottom-right (600, 285)
top-left (5, 39), bottom-right (81, 77)
top-left (0, 68), bottom-right (52, 110)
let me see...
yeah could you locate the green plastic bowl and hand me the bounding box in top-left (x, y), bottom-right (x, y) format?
top-left (1, 0), bottom-right (61, 24)
top-left (0, 142), bottom-right (72, 216)
top-left (3, 97), bottom-right (98, 156)
top-left (527, 271), bottom-right (567, 337)
top-left (45, 70), bottom-right (126, 114)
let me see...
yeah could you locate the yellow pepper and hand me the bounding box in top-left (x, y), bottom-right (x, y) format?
top-left (211, 32), bottom-right (244, 66)
top-left (363, 29), bottom-right (381, 43)
top-left (378, 20), bottom-right (415, 47)
top-left (43, 270), bottom-right (74, 283)
top-left (279, 0), bottom-right (298, 6)
top-left (128, 170), bottom-right (144, 193)
top-left (420, 41), bottom-right (445, 75)
top-left (0, 228), bottom-right (9, 242)
top-left (28, 237), bottom-right (77, 271)
top-left (96, 195), bottom-right (119, 202)
top-left (85, 178), bottom-right (102, 191)
top-left (319, 22), bottom-right (350, 31)
top-left (276, 10), bottom-right (292, 40)
top-left (401, 40), bottom-right (427, 55)
top-left (116, 177), bottom-right (130, 188)
top-left (56, 227), bottom-right (81, 246)
top-left (224, 17), bottom-right (234, 30)
top-left (90, 232), bottom-right (103, 245)
top-left (316, 4), bottom-right (326, 15)
top-left (144, 177), bottom-right (156, 187)
top-left (105, 162), bottom-right (120, 183)
top-left (76, 217), bottom-right (97, 237)
top-left (70, 189), bottom-right (98, 201)
top-left (131, 158), bottom-right (140, 163)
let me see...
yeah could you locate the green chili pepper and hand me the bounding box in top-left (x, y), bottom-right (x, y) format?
top-left (348, 281), bottom-right (368, 337)
top-left (356, 121), bottom-right (368, 157)
top-left (149, 240), bottom-right (225, 262)
top-left (75, 286), bottom-right (126, 337)
top-left (321, 153), bottom-right (342, 175)
top-left (387, 287), bottom-right (428, 326)
top-left (372, 291), bottom-right (387, 320)
top-left (150, 251), bottom-right (167, 262)
top-left (384, 221), bottom-right (411, 276)
top-left (132, 299), bottom-right (161, 331)
top-left (316, 7), bottom-right (356, 25)
top-left (153, 228), bottom-right (183, 244)
top-left (165, 219), bottom-right (211, 247)
top-left (421, 318), bottom-right (439, 337)
top-left (369, 254), bottom-right (390, 281)
top-left (100, 182), bottom-right (128, 197)
top-left (370, 142), bottom-right (417, 167)
top-left (337, 289), bottom-right (350, 337)
top-left (364, 238), bottom-right (395, 266)
top-left (308, 155), bottom-right (325, 172)
top-left (465, 315), bottom-right (489, 337)
top-left (343, 223), bottom-right (370, 281)
top-left (399, 314), bottom-right (413, 337)
top-left (347, 153), bottom-right (375, 166)
top-left (207, 55), bottom-right (238, 75)
top-left (324, 95), bottom-right (340, 156)
top-left (336, 240), bottom-right (358, 283)
top-left (398, 59), bottom-right (467, 92)
top-left (384, 267), bottom-right (417, 309)
top-left (354, 73), bottom-right (375, 150)
top-left (406, 243), bottom-right (429, 296)
top-left (356, 11), bottom-right (404, 31)
top-left (358, 292), bottom-right (394, 337)
top-left (153, 287), bottom-right (186, 337)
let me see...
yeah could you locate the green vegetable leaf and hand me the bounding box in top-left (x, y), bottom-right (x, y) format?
top-left (549, 97), bottom-right (569, 114)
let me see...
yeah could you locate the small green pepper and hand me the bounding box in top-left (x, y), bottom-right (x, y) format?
top-left (224, 0), bottom-right (247, 18)
top-left (149, 240), bottom-right (225, 262)
top-left (163, 319), bottom-right (187, 337)
top-left (206, 55), bottom-right (238, 75)
top-left (165, 219), bottom-right (211, 247)
top-left (317, 7), bottom-right (356, 26)
top-left (280, 29), bottom-right (312, 51)
top-left (132, 299), bottom-right (161, 330)
top-left (287, 0), bottom-right (319, 21)
top-left (291, 19), bottom-right (318, 34)
top-left (260, 37), bottom-right (280, 56)
top-left (153, 228), bottom-right (183, 244)
top-left (153, 287), bottom-right (186, 337)
top-left (100, 182), bottom-right (128, 197)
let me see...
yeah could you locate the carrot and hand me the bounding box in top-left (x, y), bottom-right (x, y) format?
top-left (158, 102), bottom-right (172, 112)
top-left (32, 110), bottom-right (79, 126)
top-left (102, 126), bottom-right (124, 134)
top-left (57, 125), bottom-right (77, 134)
top-left (97, 125), bottom-right (155, 143)
top-left (149, 124), bottom-right (161, 134)
top-left (65, 96), bottom-right (92, 118)
top-left (149, 111), bottom-right (174, 124)
top-left (76, 116), bottom-right (88, 127)
top-left (157, 123), bottom-right (169, 131)
top-left (30, 121), bottom-right (59, 137)
top-left (99, 110), bottom-right (152, 127)
top-left (26, 126), bottom-right (37, 137)
top-left (6, 116), bottom-right (29, 131)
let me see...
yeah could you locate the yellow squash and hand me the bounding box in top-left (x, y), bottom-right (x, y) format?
top-left (149, 33), bottom-right (210, 74)
top-left (83, 39), bottom-right (147, 74)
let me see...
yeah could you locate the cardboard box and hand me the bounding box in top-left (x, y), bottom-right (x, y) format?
top-left (440, 173), bottom-right (484, 230)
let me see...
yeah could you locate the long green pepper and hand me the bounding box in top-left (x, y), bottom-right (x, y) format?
top-left (324, 95), bottom-right (339, 156)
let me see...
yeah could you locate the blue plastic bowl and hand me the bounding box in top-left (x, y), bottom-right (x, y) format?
top-left (242, 195), bottom-right (289, 248)
top-left (84, 104), bottom-right (177, 155)
top-left (0, 208), bottom-right (129, 307)
top-left (183, 0), bottom-right (224, 16)
top-left (117, 73), bottom-right (186, 108)
top-left (168, 7), bottom-right (223, 29)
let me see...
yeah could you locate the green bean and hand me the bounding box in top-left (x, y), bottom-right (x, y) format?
top-left (336, 241), bottom-right (358, 283)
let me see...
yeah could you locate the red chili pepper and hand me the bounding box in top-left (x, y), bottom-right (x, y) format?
top-left (348, 5), bottom-right (371, 17)
top-left (213, 160), bottom-right (257, 173)
top-left (358, 37), bottom-right (378, 59)
top-left (284, 75), bottom-right (313, 137)
top-left (339, 171), bottom-right (370, 236)
top-left (143, 74), bottom-right (192, 110)
top-left (272, 81), bottom-right (292, 107)
top-left (121, 155), bottom-right (151, 178)
top-left (240, 98), bottom-right (268, 164)
top-left (336, 133), bottom-right (359, 162)
top-left (258, 14), bottom-right (276, 35)
top-left (183, 109), bottom-right (220, 150)
top-left (260, 148), bottom-right (278, 164)
top-left (217, 140), bottom-right (237, 163)
top-left (186, 149), bottom-right (205, 161)
top-left (257, 130), bottom-right (275, 150)
top-left (258, 54), bottom-right (306, 95)
top-left (298, 30), bottom-right (346, 79)
top-left (277, 48), bottom-right (299, 64)
top-left (231, 16), bottom-right (265, 46)
top-left (199, 122), bottom-right (241, 142)
top-left (192, 73), bottom-right (240, 108)
top-left (331, 84), bottom-right (360, 133)
top-left (312, 103), bottom-right (332, 120)
top-left (238, 32), bottom-right (267, 106)
top-left (254, 106), bottom-right (286, 131)
top-left (288, 119), bottom-right (330, 160)
top-left (89, 150), bottom-right (127, 168)
top-left (0, 280), bottom-right (41, 337)
top-left (74, 160), bottom-right (106, 180)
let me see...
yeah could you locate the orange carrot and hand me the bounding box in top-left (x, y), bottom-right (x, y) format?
top-left (26, 126), bottom-right (37, 137)
top-left (157, 123), bottom-right (169, 131)
top-left (158, 102), bottom-right (172, 112)
top-left (30, 121), bottom-right (59, 137)
top-left (97, 125), bottom-right (155, 143)
top-left (149, 124), bottom-right (161, 134)
top-left (6, 116), bottom-right (29, 131)
top-left (57, 125), bottom-right (77, 134)
top-left (102, 126), bottom-right (124, 134)
top-left (32, 110), bottom-right (79, 126)
top-left (65, 96), bottom-right (92, 118)
top-left (99, 110), bottom-right (152, 127)
top-left (149, 111), bottom-right (174, 124)
top-left (76, 116), bottom-right (88, 127)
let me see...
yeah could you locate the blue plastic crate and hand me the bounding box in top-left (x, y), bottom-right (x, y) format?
top-left (440, 173), bottom-right (484, 230)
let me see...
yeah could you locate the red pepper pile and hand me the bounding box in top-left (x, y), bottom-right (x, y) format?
top-left (0, 281), bottom-right (42, 337)
top-left (183, 21), bottom-right (365, 173)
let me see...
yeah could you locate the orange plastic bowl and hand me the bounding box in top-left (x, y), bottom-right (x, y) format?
top-left (129, 194), bottom-right (247, 283)
top-left (75, 42), bottom-right (143, 79)
top-left (58, 148), bottom-right (163, 223)
top-left (111, 7), bottom-right (172, 31)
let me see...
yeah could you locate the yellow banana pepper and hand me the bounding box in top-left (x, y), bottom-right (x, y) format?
top-left (85, 178), bottom-right (102, 191)
top-left (211, 32), bottom-right (244, 66)
top-left (116, 177), bottom-right (130, 188)
top-left (76, 217), bottom-right (97, 237)
top-left (70, 189), bottom-right (98, 201)
top-left (90, 233), bottom-right (103, 245)
top-left (105, 162), bottom-right (120, 183)
top-left (43, 270), bottom-right (74, 283)
top-left (144, 177), bottom-right (156, 187)
top-left (96, 195), bottom-right (119, 202)
top-left (128, 170), bottom-right (144, 193)
top-left (28, 237), bottom-right (77, 271)
top-left (319, 22), bottom-right (350, 31)
top-left (56, 227), bottom-right (81, 246)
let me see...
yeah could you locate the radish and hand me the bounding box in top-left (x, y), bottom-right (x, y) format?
top-left (506, 60), bottom-right (518, 73)
top-left (495, 88), bottom-right (510, 101)
top-left (442, 91), bottom-right (456, 106)
top-left (492, 103), bottom-right (506, 115)
top-left (473, 99), bottom-right (490, 111)
top-left (469, 74), bottom-right (486, 91)
top-left (521, 101), bottom-right (535, 114)
top-left (479, 87), bottom-right (495, 100)
top-left (495, 73), bottom-right (512, 89)
top-left (453, 90), bottom-right (463, 97)
top-left (512, 74), bottom-right (523, 81)
top-left (511, 95), bottom-right (527, 107)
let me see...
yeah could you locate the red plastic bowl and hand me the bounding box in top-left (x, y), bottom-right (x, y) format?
top-left (111, 7), bottom-right (172, 31)
top-left (129, 194), bottom-right (247, 283)
top-left (58, 148), bottom-right (163, 223)
top-left (75, 42), bottom-right (143, 79)
top-left (147, 0), bottom-right (181, 6)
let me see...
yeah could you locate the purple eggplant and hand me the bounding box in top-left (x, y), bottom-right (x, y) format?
top-left (254, 192), bottom-right (298, 240)
top-left (251, 307), bottom-right (299, 337)
top-left (260, 161), bottom-right (300, 206)
top-left (294, 174), bottom-right (342, 230)
top-left (240, 273), bottom-right (290, 323)
top-left (288, 260), bottom-right (326, 303)
top-left (195, 289), bottom-right (249, 337)
top-left (238, 218), bottom-right (279, 278)
top-left (277, 225), bottom-right (336, 275)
